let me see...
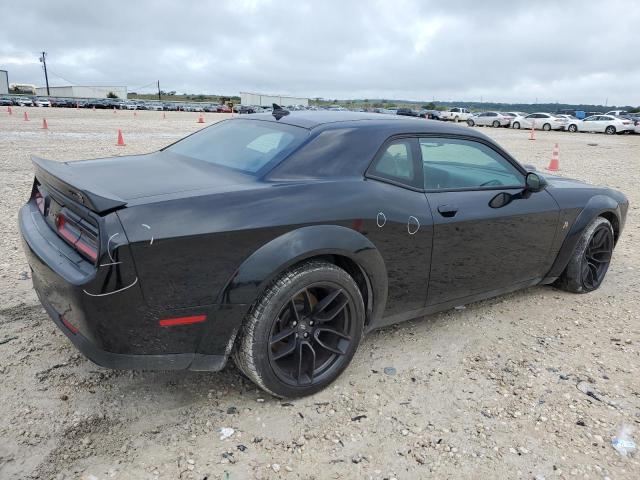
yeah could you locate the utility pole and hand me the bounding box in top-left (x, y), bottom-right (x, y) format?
top-left (39, 51), bottom-right (50, 96)
top-left (157, 80), bottom-right (161, 101)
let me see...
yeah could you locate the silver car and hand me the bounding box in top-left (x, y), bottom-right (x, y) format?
top-left (467, 111), bottom-right (513, 127)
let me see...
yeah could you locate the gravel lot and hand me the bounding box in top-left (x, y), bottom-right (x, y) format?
top-left (1, 108), bottom-right (639, 480)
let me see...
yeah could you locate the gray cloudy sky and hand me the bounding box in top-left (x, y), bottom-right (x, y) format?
top-left (1, 0), bottom-right (639, 105)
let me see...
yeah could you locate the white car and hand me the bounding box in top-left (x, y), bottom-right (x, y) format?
top-left (568, 115), bottom-right (634, 134)
top-left (146, 103), bottom-right (164, 111)
top-left (33, 97), bottom-right (51, 107)
top-left (511, 112), bottom-right (567, 131)
top-left (467, 111), bottom-right (513, 127)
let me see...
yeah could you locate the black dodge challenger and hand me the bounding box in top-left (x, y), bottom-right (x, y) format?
top-left (19, 111), bottom-right (628, 397)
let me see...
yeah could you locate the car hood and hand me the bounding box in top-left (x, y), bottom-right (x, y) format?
top-left (33, 151), bottom-right (254, 212)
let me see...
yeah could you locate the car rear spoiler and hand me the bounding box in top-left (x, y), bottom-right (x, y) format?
top-left (31, 156), bottom-right (127, 213)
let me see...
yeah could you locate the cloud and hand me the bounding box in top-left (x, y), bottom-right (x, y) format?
top-left (1, 0), bottom-right (638, 105)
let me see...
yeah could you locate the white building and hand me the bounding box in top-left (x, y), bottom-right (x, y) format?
top-left (0, 70), bottom-right (8, 95)
top-left (35, 85), bottom-right (128, 99)
top-left (240, 91), bottom-right (308, 107)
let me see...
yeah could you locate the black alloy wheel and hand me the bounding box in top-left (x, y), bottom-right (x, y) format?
top-left (556, 217), bottom-right (614, 294)
top-left (581, 224), bottom-right (614, 290)
top-left (233, 261), bottom-right (365, 397)
top-left (268, 284), bottom-right (356, 387)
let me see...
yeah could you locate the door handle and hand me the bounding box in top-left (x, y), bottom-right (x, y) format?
top-left (437, 204), bottom-right (459, 217)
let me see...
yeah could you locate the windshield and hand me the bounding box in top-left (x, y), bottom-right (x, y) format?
top-left (166, 119), bottom-right (308, 174)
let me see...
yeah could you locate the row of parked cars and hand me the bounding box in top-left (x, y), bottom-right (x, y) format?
top-left (0, 95), bottom-right (234, 113)
top-left (465, 110), bottom-right (640, 135)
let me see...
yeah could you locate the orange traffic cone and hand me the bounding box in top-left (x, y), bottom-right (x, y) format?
top-left (529, 121), bottom-right (536, 140)
top-left (7, 106), bottom-right (12, 115)
top-left (547, 143), bottom-right (560, 171)
top-left (116, 129), bottom-right (126, 146)
top-left (24, 111), bottom-right (29, 121)
top-left (93, 106), bottom-right (96, 112)
top-left (41, 118), bottom-right (49, 130)
top-left (197, 114), bottom-right (204, 123)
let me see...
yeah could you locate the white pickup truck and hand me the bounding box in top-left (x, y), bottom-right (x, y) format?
top-left (438, 107), bottom-right (472, 122)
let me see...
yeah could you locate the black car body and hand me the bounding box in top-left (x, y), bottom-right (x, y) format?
top-left (19, 112), bottom-right (628, 396)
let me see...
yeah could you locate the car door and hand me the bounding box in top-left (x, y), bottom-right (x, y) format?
top-left (365, 138), bottom-right (434, 318)
top-left (522, 114), bottom-right (536, 129)
top-left (477, 113), bottom-right (490, 126)
top-left (419, 136), bottom-right (560, 306)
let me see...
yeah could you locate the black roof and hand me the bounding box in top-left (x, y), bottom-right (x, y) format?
top-left (246, 111), bottom-right (484, 138)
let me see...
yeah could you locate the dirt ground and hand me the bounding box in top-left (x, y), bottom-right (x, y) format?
top-left (0, 108), bottom-right (639, 480)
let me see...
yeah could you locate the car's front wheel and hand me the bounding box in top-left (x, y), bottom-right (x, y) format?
top-left (605, 126), bottom-right (616, 135)
top-left (543, 123), bottom-right (552, 131)
top-left (467, 119), bottom-right (475, 127)
top-left (556, 217), bottom-right (614, 293)
top-left (233, 260), bottom-right (365, 398)
top-left (568, 124), bottom-right (578, 133)
top-left (513, 121), bottom-right (520, 129)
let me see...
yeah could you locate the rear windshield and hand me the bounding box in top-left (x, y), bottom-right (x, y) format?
top-left (165, 119), bottom-right (308, 173)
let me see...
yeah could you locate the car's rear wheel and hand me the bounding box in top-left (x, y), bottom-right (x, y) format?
top-left (467, 119), bottom-right (475, 127)
top-left (556, 217), bottom-right (614, 293)
top-left (492, 120), bottom-right (500, 127)
top-left (543, 123), bottom-right (551, 131)
top-left (233, 260), bottom-right (365, 398)
top-left (605, 125), bottom-right (616, 135)
top-left (568, 124), bottom-right (578, 133)
top-left (513, 121), bottom-right (520, 129)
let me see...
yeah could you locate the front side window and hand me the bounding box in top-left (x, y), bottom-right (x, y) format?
top-left (420, 138), bottom-right (524, 190)
top-left (369, 139), bottom-right (417, 186)
top-left (165, 119), bottom-right (308, 174)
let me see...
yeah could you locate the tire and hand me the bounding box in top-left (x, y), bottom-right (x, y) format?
top-left (467, 119), bottom-right (475, 127)
top-left (605, 125), bottom-right (616, 135)
top-left (492, 120), bottom-right (500, 128)
top-left (233, 260), bottom-right (365, 398)
top-left (543, 123), bottom-right (551, 131)
top-left (454, 116), bottom-right (459, 122)
top-left (556, 217), bottom-right (614, 294)
top-left (568, 124), bottom-right (577, 133)
top-left (513, 121), bottom-right (520, 129)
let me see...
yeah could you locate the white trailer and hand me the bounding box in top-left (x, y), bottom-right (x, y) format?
top-left (240, 91), bottom-right (308, 107)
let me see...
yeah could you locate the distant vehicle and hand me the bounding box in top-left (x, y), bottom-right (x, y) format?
top-left (396, 108), bottom-right (419, 117)
top-left (511, 113), bottom-right (567, 131)
top-left (13, 96), bottom-right (34, 107)
top-left (216, 104), bottom-right (232, 113)
top-left (605, 110), bottom-right (629, 117)
top-left (439, 107), bottom-right (472, 122)
top-left (422, 110), bottom-right (442, 120)
top-left (33, 97), bottom-right (51, 107)
top-left (146, 103), bottom-right (164, 111)
top-left (467, 111), bottom-right (512, 127)
top-left (233, 105), bottom-right (255, 114)
top-left (123, 101), bottom-right (137, 110)
top-left (568, 115), bottom-right (634, 134)
top-left (0, 96), bottom-right (13, 106)
top-left (556, 109), bottom-right (586, 119)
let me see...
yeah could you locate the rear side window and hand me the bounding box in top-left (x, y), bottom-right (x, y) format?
top-left (369, 139), bottom-right (418, 186)
top-left (420, 138), bottom-right (523, 190)
top-left (166, 119), bottom-right (308, 174)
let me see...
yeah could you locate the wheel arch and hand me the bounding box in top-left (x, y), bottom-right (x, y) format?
top-left (545, 195), bottom-right (622, 279)
top-left (219, 225), bottom-right (388, 326)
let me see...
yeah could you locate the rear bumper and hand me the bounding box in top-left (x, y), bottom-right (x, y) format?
top-left (19, 200), bottom-right (245, 371)
top-left (37, 291), bottom-right (226, 371)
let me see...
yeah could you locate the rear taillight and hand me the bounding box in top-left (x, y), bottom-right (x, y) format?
top-left (55, 212), bottom-right (98, 262)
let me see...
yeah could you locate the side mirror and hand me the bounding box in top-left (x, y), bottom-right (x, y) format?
top-left (525, 172), bottom-right (546, 192)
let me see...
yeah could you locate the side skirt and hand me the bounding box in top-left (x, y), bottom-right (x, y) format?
top-left (367, 278), bottom-right (543, 331)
